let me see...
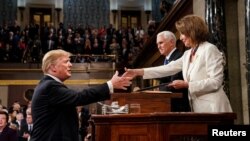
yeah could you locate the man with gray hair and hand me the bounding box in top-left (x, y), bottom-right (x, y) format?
top-left (156, 31), bottom-right (190, 112)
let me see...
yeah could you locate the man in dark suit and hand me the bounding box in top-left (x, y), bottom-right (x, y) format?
top-left (30, 49), bottom-right (132, 141)
top-left (19, 114), bottom-right (33, 141)
top-left (156, 31), bottom-right (190, 112)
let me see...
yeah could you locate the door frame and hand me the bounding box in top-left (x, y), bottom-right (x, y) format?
top-left (29, 8), bottom-right (52, 27)
top-left (120, 10), bottom-right (141, 28)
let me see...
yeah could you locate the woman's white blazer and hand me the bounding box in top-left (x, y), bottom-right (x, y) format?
top-left (143, 41), bottom-right (232, 112)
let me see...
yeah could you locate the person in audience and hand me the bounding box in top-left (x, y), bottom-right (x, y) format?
top-left (156, 31), bottom-right (190, 112)
top-left (25, 107), bottom-right (32, 116)
top-left (123, 15), bottom-right (232, 113)
top-left (147, 20), bottom-right (156, 36)
top-left (0, 110), bottom-right (18, 141)
top-left (8, 108), bottom-right (18, 130)
top-left (78, 106), bottom-right (91, 141)
top-left (12, 101), bottom-right (22, 113)
top-left (12, 112), bottom-right (24, 131)
top-left (30, 49), bottom-right (132, 141)
top-left (0, 21), bottom-right (153, 66)
top-left (19, 114), bottom-right (33, 141)
top-left (109, 38), bottom-right (120, 63)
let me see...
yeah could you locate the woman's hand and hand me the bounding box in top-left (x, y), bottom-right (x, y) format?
top-left (168, 80), bottom-right (189, 89)
top-left (122, 68), bottom-right (144, 78)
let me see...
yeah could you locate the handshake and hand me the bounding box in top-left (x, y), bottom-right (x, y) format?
top-left (110, 68), bottom-right (143, 90)
top-left (111, 68), bottom-right (186, 90)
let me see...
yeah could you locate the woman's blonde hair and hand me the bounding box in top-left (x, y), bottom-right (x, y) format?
top-left (42, 49), bottom-right (71, 74)
top-left (175, 15), bottom-right (209, 45)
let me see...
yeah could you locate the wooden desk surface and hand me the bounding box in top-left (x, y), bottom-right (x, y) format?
top-left (92, 112), bottom-right (236, 123)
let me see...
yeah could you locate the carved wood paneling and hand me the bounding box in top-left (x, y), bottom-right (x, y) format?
top-left (132, 0), bottom-right (193, 68)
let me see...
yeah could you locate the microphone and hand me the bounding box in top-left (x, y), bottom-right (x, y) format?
top-left (134, 83), bottom-right (170, 92)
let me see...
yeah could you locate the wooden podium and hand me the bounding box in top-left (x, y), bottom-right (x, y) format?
top-left (90, 92), bottom-right (237, 141)
top-left (91, 112), bottom-right (236, 141)
top-left (105, 92), bottom-right (182, 113)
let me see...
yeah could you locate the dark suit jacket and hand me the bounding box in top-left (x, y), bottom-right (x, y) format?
top-left (30, 75), bottom-right (111, 141)
top-left (159, 49), bottom-right (191, 112)
top-left (19, 123), bottom-right (32, 141)
top-left (0, 126), bottom-right (18, 141)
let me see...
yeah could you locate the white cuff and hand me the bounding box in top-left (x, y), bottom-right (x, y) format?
top-left (107, 80), bottom-right (114, 93)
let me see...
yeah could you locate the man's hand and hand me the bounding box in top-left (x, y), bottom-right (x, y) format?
top-left (111, 71), bottom-right (132, 90)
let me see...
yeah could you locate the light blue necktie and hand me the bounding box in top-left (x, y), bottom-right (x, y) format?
top-left (164, 59), bottom-right (169, 65)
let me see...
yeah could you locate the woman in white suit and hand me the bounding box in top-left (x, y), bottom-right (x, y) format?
top-left (123, 15), bottom-right (232, 113)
